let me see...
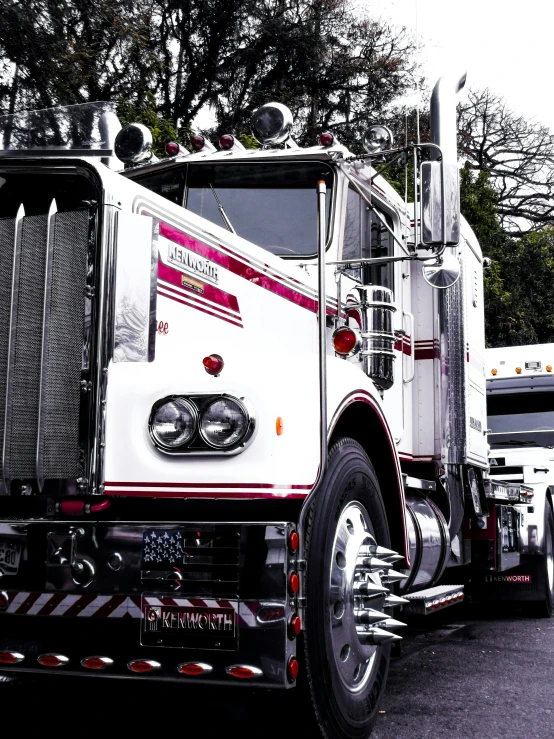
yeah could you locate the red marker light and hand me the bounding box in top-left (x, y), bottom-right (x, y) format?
top-left (190, 135), bottom-right (206, 151)
top-left (319, 131), bottom-right (335, 147)
top-left (178, 662), bottom-right (212, 676)
top-left (203, 354), bottom-right (224, 376)
top-left (333, 326), bottom-right (358, 355)
top-left (287, 656), bottom-right (299, 682)
top-left (0, 652), bottom-right (24, 664)
top-left (127, 659), bottom-right (161, 673)
top-left (81, 656), bottom-right (113, 670)
top-left (219, 134), bottom-right (235, 150)
top-left (289, 572), bottom-right (299, 595)
top-left (226, 665), bottom-right (262, 679)
top-left (289, 530), bottom-right (299, 553)
top-left (165, 141), bottom-right (180, 156)
top-left (38, 654), bottom-right (69, 667)
top-left (289, 614), bottom-right (302, 638)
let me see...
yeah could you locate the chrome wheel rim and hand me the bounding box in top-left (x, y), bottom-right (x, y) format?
top-left (546, 515), bottom-right (554, 595)
top-left (329, 502), bottom-right (388, 693)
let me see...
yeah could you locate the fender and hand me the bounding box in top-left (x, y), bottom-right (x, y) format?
top-left (328, 390), bottom-right (409, 565)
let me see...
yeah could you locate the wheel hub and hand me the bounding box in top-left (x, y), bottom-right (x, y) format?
top-left (329, 501), bottom-right (407, 693)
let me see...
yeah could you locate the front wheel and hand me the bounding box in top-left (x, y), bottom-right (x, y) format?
top-left (529, 501), bottom-right (554, 618)
top-left (303, 438), bottom-right (405, 738)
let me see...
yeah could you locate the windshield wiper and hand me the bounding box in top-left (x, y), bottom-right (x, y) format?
top-left (208, 185), bottom-right (236, 235)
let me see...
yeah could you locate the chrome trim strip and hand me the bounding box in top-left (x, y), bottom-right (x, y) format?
top-left (1, 203), bottom-right (25, 490)
top-left (36, 199), bottom-right (57, 491)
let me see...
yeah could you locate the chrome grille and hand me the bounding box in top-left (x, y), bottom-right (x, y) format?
top-left (0, 207), bottom-right (89, 486)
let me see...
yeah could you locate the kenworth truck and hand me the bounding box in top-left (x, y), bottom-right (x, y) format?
top-left (0, 74), bottom-right (551, 738)
top-left (485, 344), bottom-right (554, 613)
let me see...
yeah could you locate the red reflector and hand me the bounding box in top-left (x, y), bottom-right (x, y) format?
top-left (226, 665), bottom-right (262, 679)
top-left (290, 614), bottom-right (302, 637)
top-left (60, 500), bottom-right (85, 515)
top-left (0, 652), bottom-right (24, 665)
top-left (257, 605), bottom-right (285, 623)
top-left (81, 657), bottom-right (113, 670)
top-left (165, 141), bottom-right (180, 156)
top-left (0, 591), bottom-right (8, 610)
top-left (190, 134), bottom-right (205, 151)
top-left (219, 134), bottom-right (235, 150)
top-left (203, 353), bottom-right (224, 376)
top-left (288, 656), bottom-right (299, 682)
top-left (319, 131), bottom-right (334, 147)
top-left (38, 654), bottom-right (68, 667)
top-left (127, 659), bottom-right (161, 673)
top-left (333, 326), bottom-right (358, 355)
top-left (178, 662), bottom-right (212, 676)
top-left (289, 572), bottom-right (299, 594)
top-left (289, 530), bottom-right (299, 553)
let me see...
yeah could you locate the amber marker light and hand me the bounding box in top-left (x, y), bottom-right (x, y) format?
top-left (547, 365), bottom-right (552, 372)
top-left (515, 366), bottom-right (522, 374)
top-left (276, 417), bottom-right (284, 435)
top-left (491, 368), bottom-right (498, 376)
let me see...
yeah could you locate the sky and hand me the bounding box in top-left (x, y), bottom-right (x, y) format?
top-left (365, 0), bottom-right (554, 131)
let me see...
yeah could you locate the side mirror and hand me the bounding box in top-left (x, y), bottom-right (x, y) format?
top-left (420, 73), bottom-right (467, 247)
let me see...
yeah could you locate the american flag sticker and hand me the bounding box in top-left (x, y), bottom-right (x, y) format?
top-left (142, 530), bottom-right (184, 566)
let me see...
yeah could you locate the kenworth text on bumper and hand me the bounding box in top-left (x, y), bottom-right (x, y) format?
top-left (0, 77), bottom-right (552, 739)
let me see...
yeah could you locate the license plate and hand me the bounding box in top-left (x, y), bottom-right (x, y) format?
top-left (141, 598), bottom-right (238, 650)
top-left (0, 541), bottom-right (21, 575)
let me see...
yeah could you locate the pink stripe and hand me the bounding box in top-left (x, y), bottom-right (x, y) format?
top-left (35, 593), bottom-right (67, 616)
top-left (14, 592), bottom-right (41, 615)
top-left (158, 280), bottom-right (239, 320)
top-left (158, 261), bottom-right (240, 315)
top-left (160, 221), bottom-right (335, 316)
top-left (103, 488), bottom-right (308, 499)
top-left (93, 595), bottom-right (127, 618)
top-left (157, 289), bottom-right (243, 328)
top-left (105, 480), bottom-right (312, 489)
top-left (63, 594), bottom-right (98, 618)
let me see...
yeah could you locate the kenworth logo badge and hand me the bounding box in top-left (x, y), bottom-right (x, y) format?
top-left (168, 242), bottom-right (219, 284)
top-left (485, 574), bottom-right (531, 584)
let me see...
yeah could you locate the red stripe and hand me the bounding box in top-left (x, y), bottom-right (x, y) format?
top-left (158, 261), bottom-right (240, 314)
top-left (414, 347), bottom-right (440, 360)
top-left (93, 595), bottom-right (127, 618)
top-left (104, 488), bottom-right (308, 499)
top-left (63, 594), bottom-right (98, 618)
top-left (157, 289), bottom-right (243, 328)
top-left (35, 593), bottom-right (67, 616)
top-left (394, 337), bottom-right (412, 356)
top-left (105, 481), bottom-right (312, 489)
top-left (14, 592), bottom-right (41, 615)
top-left (158, 280), bottom-right (239, 320)
top-left (160, 221), bottom-right (335, 316)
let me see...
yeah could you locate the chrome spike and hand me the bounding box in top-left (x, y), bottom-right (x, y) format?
top-left (373, 546), bottom-right (400, 558)
top-left (354, 581), bottom-right (389, 597)
top-left (361, 627), bottom-right (402, 645)
top-left (358, 557), bottom-right (395, 572)
top-left (355, 608), bottom-right (388, 625)
top-left (381, 617), bottom-right (407, 630)
top-left (385, 594), bottom-right (410, 607)
top-left (380, 554), bottom-right (405, 565)
top-left (382, 570), bottom-right (408, 584)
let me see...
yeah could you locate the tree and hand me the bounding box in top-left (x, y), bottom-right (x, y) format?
top-left (458, 88), bottom-right (554, 236)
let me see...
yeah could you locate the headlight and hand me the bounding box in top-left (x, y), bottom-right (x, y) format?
top-left (199, 397), bottom-right (249, 449)
top-left (151, 398), bottom-right (197, 449)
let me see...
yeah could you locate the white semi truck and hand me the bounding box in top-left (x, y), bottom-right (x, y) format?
top-left (485, 344), bottom-right (554, 614)
top-left (0, 74), bottom-right (551, 738)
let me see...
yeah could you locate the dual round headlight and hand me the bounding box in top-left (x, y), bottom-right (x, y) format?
top-left (150, 395), bottom-right (253, 453)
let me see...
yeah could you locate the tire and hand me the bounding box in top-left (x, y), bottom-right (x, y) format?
top-left (528, 501), bottom-right (554, 618)
top-left (302, 437), bottom-right (396, 739)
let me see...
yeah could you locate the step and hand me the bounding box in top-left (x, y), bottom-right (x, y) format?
top-left (403, 584), bottom-right (465, 616)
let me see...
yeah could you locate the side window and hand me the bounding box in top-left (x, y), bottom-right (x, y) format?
top-left (342, 186), bottom-right (394, 290)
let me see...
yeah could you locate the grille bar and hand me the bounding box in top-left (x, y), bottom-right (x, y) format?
top-left (0, 214), bottom-right (16, 490)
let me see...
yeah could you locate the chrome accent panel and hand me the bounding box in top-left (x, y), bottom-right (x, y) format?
top-left (401, 493), bottom-right (450, 593)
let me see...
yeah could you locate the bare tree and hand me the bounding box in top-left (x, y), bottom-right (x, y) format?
top-left (458, 88), bottom-right (554, 235)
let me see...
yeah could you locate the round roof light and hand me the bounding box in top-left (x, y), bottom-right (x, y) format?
top-left (251, 102), bottom-right (293, 146)
top-left (114, 123), bottom-right (153, 163)
top-left (190, 134), bottom-right (206, 151)
top-left (363, 124), bottom-right (394, 155)
top-left (219, 134), bottom-right (235, 150)
top-left (165, 141), bottom-right (181, 156)
top-left (319, 131), bottom-right (335, 147)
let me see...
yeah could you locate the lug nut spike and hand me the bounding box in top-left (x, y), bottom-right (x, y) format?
top-left (382, 617), bottom-right (407, 630)
top-left (361, 627), bottom-right (402, 645)
top-left (356, 608), bottom-right (388, 625)
top-left (358, 557), bottom-right (395, 571)
top-left (382, 570), bottom-right (408, 583)
top-left (373, 546), bottom-right (399, 558)
top-left (355, 581), bottom-right (389, 597)
top-left (385, 594), bottom-right (410, 607)
top-left (380, 554), bottom-right (405, 565)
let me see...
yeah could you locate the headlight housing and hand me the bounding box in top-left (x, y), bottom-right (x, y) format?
top-left (149, 394), bottom-right (255, 455)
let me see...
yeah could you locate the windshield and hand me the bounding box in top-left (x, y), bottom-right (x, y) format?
top-left (488, 391), bottom-right (554, 447)
top-left (134, 160), bottom-right (334, 257)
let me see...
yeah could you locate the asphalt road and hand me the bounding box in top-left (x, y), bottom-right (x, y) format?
top-left (373, 604), bottom-right (554, 739)
top-left (1, 604), bottom-right (553, 737)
